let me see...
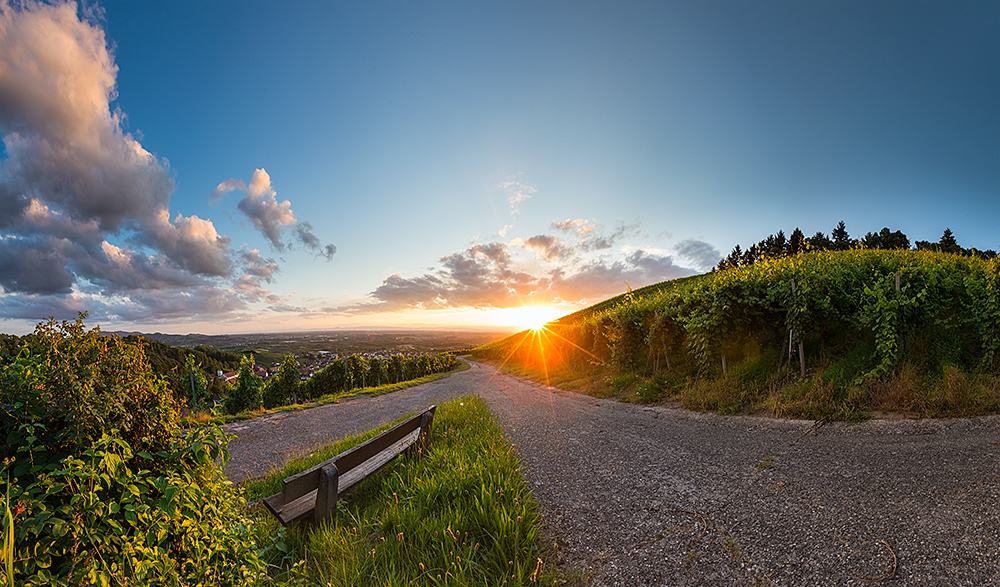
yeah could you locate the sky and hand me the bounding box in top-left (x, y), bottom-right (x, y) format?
top-left (0, 0), bottom-right (997, 335)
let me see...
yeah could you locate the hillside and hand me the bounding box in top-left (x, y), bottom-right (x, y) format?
top-left (474, 248), bottom-right (1000, 419)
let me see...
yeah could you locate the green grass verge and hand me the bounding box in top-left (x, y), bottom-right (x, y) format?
top-left (246, 396), bottom-right (560, 586)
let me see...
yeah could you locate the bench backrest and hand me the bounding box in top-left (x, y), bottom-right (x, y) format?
top-left (281, 406), bottom-right (435, 503)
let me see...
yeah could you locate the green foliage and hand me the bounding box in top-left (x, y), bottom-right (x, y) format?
top-left (477, 248), bottom-right (1000, 419)
top-left (2, 429), bottom-right (267, 586)
top-left (299, 353), bottom-right (458, 405)
top-left (635, 382), bottom-right (664, 404)
top-left (0, 315), bottom-right (178, 464)
top-left (126, 337), bottom-right (240, 403)
top-left (0, 315), bottom-right (274, 586)
top-left (263, 355), bottom-right (300, 409)
top-left (2, 478), bottom-right (13, 587)
top-left (609, 373), bottom-right (638, 393)
top-left (225, 355), bottom-right (264, 415)
top-left (184, 354), bottom-right (209, 410)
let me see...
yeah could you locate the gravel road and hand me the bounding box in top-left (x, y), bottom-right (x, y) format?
top-left (225, 361), bottom-right (1000, 586)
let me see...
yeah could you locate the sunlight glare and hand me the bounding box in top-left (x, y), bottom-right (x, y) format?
top-left (504, 305), bottom-right (563, 331)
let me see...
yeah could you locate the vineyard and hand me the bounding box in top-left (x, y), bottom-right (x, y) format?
top-left (474, 249), bottom-right (1000, 419)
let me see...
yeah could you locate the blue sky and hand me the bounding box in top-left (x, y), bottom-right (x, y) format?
top-left (0, 0), bottom-right (997, 335)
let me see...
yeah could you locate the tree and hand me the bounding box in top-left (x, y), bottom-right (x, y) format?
top-left (860, 228), bottom-right (908, 250)
top-left (345, 354), bottom-right (367, 390)
top-left (831, 221), bottom-right (850, 250)
top-left (716, 244), bottom-right (742, 271)
top-left (880, 228), bottom-right (910, 250)
top-left (185, 353), bottom-right (209, 410)
top-left (789, 228), bottom-right (805, 255)
top-left (369, 356), bottom-right (386, 387)
top-left (224, 354), bottom-right (263, 414)
top-left (263, 354), bottom-right (300, 408)
top-left (807, 231), bottom-right (833, 251)
top-left (939, 228), bottom-right (962, 254)
top-left (388, 354), bottom-right (405, 383)
top-left (302, 358), bottom-right (345, 399)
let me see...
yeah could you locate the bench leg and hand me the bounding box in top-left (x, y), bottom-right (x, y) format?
top-left (315, 464), bottom-right (339, 524)
top-left (418, 411), bottom-right (434, 451)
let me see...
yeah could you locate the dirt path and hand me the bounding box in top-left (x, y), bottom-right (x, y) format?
top-left (225, 361), bottom-right (1000, 586)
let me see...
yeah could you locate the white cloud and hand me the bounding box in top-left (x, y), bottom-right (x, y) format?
top-left (498, 174), bottom-right (536, 216)
top-left (350, 226), bottom-right (703, 314)
top-left (214, 168), bottom-right (336, 259)
top-left (0, 1), bottom-right (332, 326)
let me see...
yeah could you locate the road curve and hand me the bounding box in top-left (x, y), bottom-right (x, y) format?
top-left (225, 361), bottom-right (1000, 586)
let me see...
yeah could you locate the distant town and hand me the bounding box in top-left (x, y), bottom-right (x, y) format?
top-left (118, 329), bottom-right (510, 384)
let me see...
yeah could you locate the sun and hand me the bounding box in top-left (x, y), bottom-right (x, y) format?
top-left (503, 305), bottom-right (564, 331)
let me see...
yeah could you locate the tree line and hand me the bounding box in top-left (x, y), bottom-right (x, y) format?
top-left (1, 321), bottom-right (461, 417)
top-left (716, 222), bottom-right (997, 271)
top-left (221, 351), bottom-right (459, 415)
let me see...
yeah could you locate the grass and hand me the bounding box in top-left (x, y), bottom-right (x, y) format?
top-left (183, 361), bottom-right (472, 428)
top-left (245, 396), bottom-right (561, 586)
top-left (477, 347), bottom-right (1000, 421)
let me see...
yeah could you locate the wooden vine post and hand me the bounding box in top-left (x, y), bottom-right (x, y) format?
top-left (791, 278), bottom-right (805, 378)
top-left (896, 270), bottom-right (902, 358)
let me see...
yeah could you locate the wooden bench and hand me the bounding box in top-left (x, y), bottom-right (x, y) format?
top-left (262, 405), bottom-right (436, 526)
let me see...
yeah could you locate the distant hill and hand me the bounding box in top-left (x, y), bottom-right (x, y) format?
top-left (474, 248), bottom-right (1000, 420)
top-left (106, 329), bottom-right (509, 356)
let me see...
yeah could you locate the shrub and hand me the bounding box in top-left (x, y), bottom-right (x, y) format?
top-left (2, 429), bottom-right (267, 586)
top-left (224, 355), bottom-right (263, 415)
top-left (0, 315), bottom-right (178, 464)
top-left (0, 315), bottom-right (273, 586)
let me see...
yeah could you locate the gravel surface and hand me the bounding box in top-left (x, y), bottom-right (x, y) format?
top-left (225, 360), bottom-right (1000, 586)
top-left (223, 378), bottom-right (471, 483)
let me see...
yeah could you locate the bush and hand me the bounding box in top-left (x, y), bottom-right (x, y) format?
top-left (0, 315), bottom-right (178, 464)
top-left (2, 429), bottom-right (267, 586)
top-left (0, 315), bottom-right (273, 586)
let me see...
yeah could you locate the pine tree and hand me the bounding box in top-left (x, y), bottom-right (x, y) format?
top-left (789, 228), bottom-right (805, 254)
top-left (807, 231), bottom-right (833, 251)
top-left (832, 221), bottom-right (850, 250)
top-left (939, 228), bottom-right (961, 254)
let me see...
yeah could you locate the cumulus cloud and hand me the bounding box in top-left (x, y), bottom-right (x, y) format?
top-left (552, 218), bottom-right (597, 236)
top-left (362, 242), bottom-right (547, 312)
top-left (351, 237), bottom-right (699, 314)
top-left (0, 1), bottom-right (332, 326)
top-left (518, 235), bottom-right (574, 261)
top-left (239, 248), bottom-right (279, 281)
top-left (674, 239), bottom-right (722, 271)
top-left (212, 169), bottom-right (336, 259)
top-left (578, 220), bottom-right (642, 251)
